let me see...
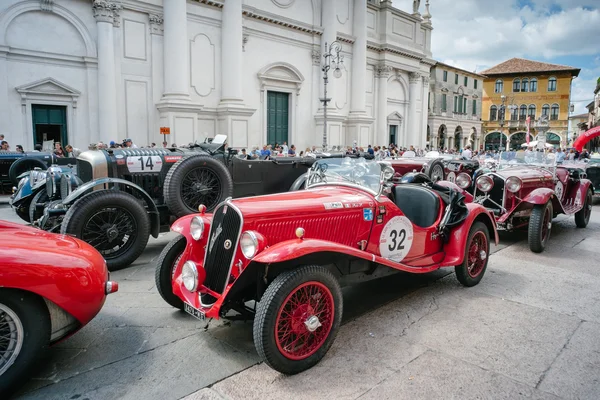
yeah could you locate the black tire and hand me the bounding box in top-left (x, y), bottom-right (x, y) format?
top-left (0, 289), bottom-right (51, 396)
top-left (155, 234), bottom-right (186, 309)
top-left (14, 199), bottom-right (32, 223)
top-left (289, 173), bottom-right (307, 191)
top-left (8, 158), bottom-right (47, 186)
top-left (164, 155), bottom-right (233, 217)
top-left (29, 188), bottom-right (49, 223)
top-left (528, 201), bottom-right (553, 253)
top-left (425, 160), bottom-right (445, 182)
top-left (455, 221), bottom-right (490, 287)
top-left (61, 191), bottom-right (150, 271)
top-left (575, 190), bottom-right (593, 228)
top-left (253, 265), bottom-right (343, 375)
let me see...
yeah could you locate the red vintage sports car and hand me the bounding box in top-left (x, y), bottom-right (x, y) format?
top-left (470, 153), bottom-right (593, 252)
top-left (156, 157), bottom-right (498, 374)
top-left (0, 221), bottom-right (118, 395)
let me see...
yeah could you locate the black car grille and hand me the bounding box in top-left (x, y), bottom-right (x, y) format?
top-left (476, 175), bottom-right (505, 210)
top-left (201, 203), bottom-right (242, 305)
top-left (77, 160), bottom-right (93, 183)
top-left (586, 166), bottom-right (600, 188)
top-left (123, 173), bottom-right (163, 199)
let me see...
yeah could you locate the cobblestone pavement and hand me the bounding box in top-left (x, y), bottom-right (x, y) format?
top-left (4, 199), bottom-right (600, 400)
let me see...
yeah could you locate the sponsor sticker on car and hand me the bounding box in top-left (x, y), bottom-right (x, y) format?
top-left (379, 216), bottom-right (414, 262)
top-left (363, 208), bottom-right (373, 221)
top-left (324, 202), bottom-right (343, 210)
top-left (164, 155), bottom-right (183, 163)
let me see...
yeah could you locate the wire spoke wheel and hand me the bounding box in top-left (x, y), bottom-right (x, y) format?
top-left (541, 205), bottom-right (552, 243)
top-left (467, 231), bottom-right (488, 278)
top-left (81, 206), bottom-right (137, 259)
top-left (0, 304), bottom-right (24, 377)
top-left (275, 281), bottom-right (334, 361)
top-left (430, 165), bottom-right (444, 181)
top-left (181, 168), bottom-right (221, 211)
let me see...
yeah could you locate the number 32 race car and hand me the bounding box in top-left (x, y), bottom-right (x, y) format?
top-left (156, 157), bottom-right (498, 374)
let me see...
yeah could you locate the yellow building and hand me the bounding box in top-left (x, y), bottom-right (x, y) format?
top-left (480, 58), bottom-right (580, 150)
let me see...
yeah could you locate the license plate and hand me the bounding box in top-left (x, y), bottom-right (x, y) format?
top-left (184, 302), bottom-right (205, 321)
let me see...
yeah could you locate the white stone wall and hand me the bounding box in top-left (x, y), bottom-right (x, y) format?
top-left (0, 0), bottom-right (434, 152)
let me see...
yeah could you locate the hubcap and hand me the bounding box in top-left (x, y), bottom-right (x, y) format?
top-left (275, 281), bottom-right (334, 361)
top-left (0, 304), bottom-right (24, 376)
top-left (479, 250), bottom-right (487, 260)
top-left (82, 207), bottom-right (137, 258)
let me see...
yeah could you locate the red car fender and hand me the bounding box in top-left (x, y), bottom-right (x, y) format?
top-left (435, 181), bottom-right (474, 203)
top-left (521, 187), bottom-right (555, 205)
top-left (253, 238), bottom-right (370, 264)
top-left (171, 213), bottom-right (213, 241)
top-left (441, 203), bottom-right (499, 267)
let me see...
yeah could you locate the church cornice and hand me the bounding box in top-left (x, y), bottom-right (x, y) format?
top-left (243, 6), bottom-right (321, 35)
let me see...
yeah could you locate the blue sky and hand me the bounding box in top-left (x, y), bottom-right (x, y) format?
top-left (393, 0), bottom-right (600, 114)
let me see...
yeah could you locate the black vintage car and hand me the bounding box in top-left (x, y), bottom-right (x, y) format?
top-left (585, 155), bottom-right (600, 193)
top-left (12, 136), bottom-right (370, 270)
top-left (0, 151), bottom-right (74, 193)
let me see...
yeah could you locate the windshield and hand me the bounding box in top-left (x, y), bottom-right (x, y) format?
top-left (498, 150), bottom-right (556, 168)
top-left (306, 157), bottom-right (385, 194)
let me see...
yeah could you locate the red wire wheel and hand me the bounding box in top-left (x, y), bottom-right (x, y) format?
top-left (467, 231), bottom-right (488, 278)
top-left (274, 281), bottom-right (335, 360)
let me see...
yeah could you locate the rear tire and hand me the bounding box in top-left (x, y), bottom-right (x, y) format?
top-left (164, 155), bottom-right (233, 217)
top-left (574, 189), bottom-right (592, 228)
top-left (455, 221), bottom-right (490, 287)
top-left (528, 201), bottom-right (552, 253)
top-left (155, 234), bottom-right (186, 309)
top-left (425, 160), bottom-right (445, 182)
top-left (61, 191), bottom-right (150, 271)
top-left (0, 289), bottom-right (50, 396)
top-left (253, 265), bottom-right (342, 375)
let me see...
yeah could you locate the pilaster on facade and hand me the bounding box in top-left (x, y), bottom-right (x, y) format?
top-left (92, 0), bottom-right (121, 27)
top-left (149, 14), bottom-right (164, 35)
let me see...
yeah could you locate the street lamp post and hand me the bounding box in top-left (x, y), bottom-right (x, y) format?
top-left (498, 94), bottom-right (517, 151)
top-left (320, 41), bottom-right (343, 151)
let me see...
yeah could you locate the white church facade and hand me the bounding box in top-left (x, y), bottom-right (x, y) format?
top-left (0, 0), bottom-right (434, 152)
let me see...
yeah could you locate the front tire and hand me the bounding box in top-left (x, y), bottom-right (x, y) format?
top-left (29, 188), bottom-right (49, 223)
top-left (575, 189), bottom-right (593, 228)
top-left (455, 221), bottom-right (490, 287)
top-left (61, 191), bottom-right (150, 271)
top-left (253, 265), bottom-right (342, 375)
top-left (14, 200), bottom-right (32, 223)
top-left (155, 234), bottom-right (186, 309)
top-left (0, 290), bottom-right (50, 396)
top-left (528, 201), bottom-right (552, 253)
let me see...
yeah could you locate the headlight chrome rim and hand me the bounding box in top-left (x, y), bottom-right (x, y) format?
top-left (456, 173), bottom-right (472, 189)
top-left (190, 216), bottom-right (205, 241)
top-left (505, 176), bottom-right (522, 193)
top-left (181, 261), bottom-right (199, 292)
top-left (240, 231), bottom-right (258, 259)
top-left (476, 175), bottom-right (494, 193)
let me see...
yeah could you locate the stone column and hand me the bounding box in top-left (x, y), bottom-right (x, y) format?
top-left (220, 0), bottom-right (243, 104)
top-left (407, 72), bottom-right (421, 147)
top-left (421, 74), bottom-right (430, 149)
top-left (350, 0), bottom-right (366, 114)
top-left (321, 0), bottom-right (337, 104)
top-left (149, 14), bottom-right (164, 140)
top-left (162, 0), bottom-right (189, 100)
top-left (376, 64), bottom-right (392, 146)
top-left (93, 1), bottom-right (120, 143)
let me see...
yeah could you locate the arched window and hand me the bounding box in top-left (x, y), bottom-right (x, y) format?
top-left (495, 79), bottom-right (503, 93)
top-left (513, 78), bottom-right (521, 92)
top-left (530, 78), bottom-right (538, 92)
top-left (519, 104), bottom-right (527, 120)
top-left (528, 104), bottom-right (536, 118)
top-left (551, 104), bottom-right (559, 120)
top-left (510, 106), bottom-right (518, 121)
top-left (521, 78), bottom-right (529, 92)
top-left (490, 105), bottom-right (498, 121)
top-left (542, 104), bottom-right (550, 117)
top-left (548, 77), bottom-right (557, 92)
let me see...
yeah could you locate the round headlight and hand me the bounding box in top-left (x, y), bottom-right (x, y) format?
top-left (240, 231), bottom-right (258, 259)
top-left (383, 166), bottom-right (394, 181)
top-left (505, 176), bottom-right (522, 193)
top-left (456, 173), bottom-right (472, 189)
top-left (181, 261), bottom-right (198, 292)
top-left (476, 176), bottom-right (494, 193)
top-left (190, 216), bottom-right (204, 241)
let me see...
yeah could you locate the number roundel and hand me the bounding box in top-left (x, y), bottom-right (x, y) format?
top-left (126, 156), bottom-right (163, 173)
top-left (379, 216), bottom-right (414, 262)
top-left (447, 172), bottom-right (456, 183)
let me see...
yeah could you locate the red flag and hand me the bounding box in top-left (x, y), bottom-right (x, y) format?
top-left (526, 116), bottom-right (531, 145)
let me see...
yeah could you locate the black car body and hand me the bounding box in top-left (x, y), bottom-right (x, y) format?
top-left (0, 151), bottom-right (74, 193)
top-left (585, 156), bottom-right (600, 193)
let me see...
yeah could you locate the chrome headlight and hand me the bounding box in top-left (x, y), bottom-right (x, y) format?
top-left (383, 166), bottom-right (395, 181)
top-left (456, 173), bottom-right (472, 189)
top-left (240, 231), bottom-right (258, 259)
top-left (476, 176), bottom-right (494, 193)
top-left (30, 169), bottom-right (45, 186)
top-left (182, 261), bottom-right (198, 292)
top-left (190, 216), bottom-right (205, 241)
top-left (505, 176), bottom-right (522, 193)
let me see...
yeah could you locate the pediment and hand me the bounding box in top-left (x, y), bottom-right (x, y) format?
top-left (16, 77), bottom-right (80, 97)
top-left (387, 111), bottom-right (403, 121)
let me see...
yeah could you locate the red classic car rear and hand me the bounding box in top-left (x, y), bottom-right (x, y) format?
top-left (157, 158), bottom-right (498, 375)
top-left (0, 221), bottom-right (117, 395)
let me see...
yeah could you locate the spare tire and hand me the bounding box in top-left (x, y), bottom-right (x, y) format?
top-left (424, 159), bottom-right (445, 182)
top-left (8, 158), bottom-right (47, 185)
top-left (163, 155), bottom-right (233, 217)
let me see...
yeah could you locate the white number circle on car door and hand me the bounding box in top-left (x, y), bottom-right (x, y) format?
top-left (126, 156), bottom-right (163, 173)
top-left (379, 216), bottom-right (414, 262)
top-left (446, 172), bottom-right (456, 183)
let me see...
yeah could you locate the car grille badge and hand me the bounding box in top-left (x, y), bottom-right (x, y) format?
top-left (209, 223), bottom-right (222, 252)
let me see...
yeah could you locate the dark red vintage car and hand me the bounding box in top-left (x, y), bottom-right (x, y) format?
top-left (386, 151), bottom-right (480, 183)
top-left (0, 221), bottom-right (118, 395)
top-left (471, 154), bottom-right (593, 252)
top-left (156, 157), bottom-right (498, 374)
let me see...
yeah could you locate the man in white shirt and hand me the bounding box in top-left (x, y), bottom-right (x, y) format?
top-left (462, 145), bottom-right (472, 159)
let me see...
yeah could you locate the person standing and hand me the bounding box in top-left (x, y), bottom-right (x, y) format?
top-left (54, 142), bottom-right (64, 157)
top-left (281, 141), bottom-right (289, 153)
top-left (288, 144), bottom-right (296, 156)
top-left (462, 145), bottom-right (472, 159)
